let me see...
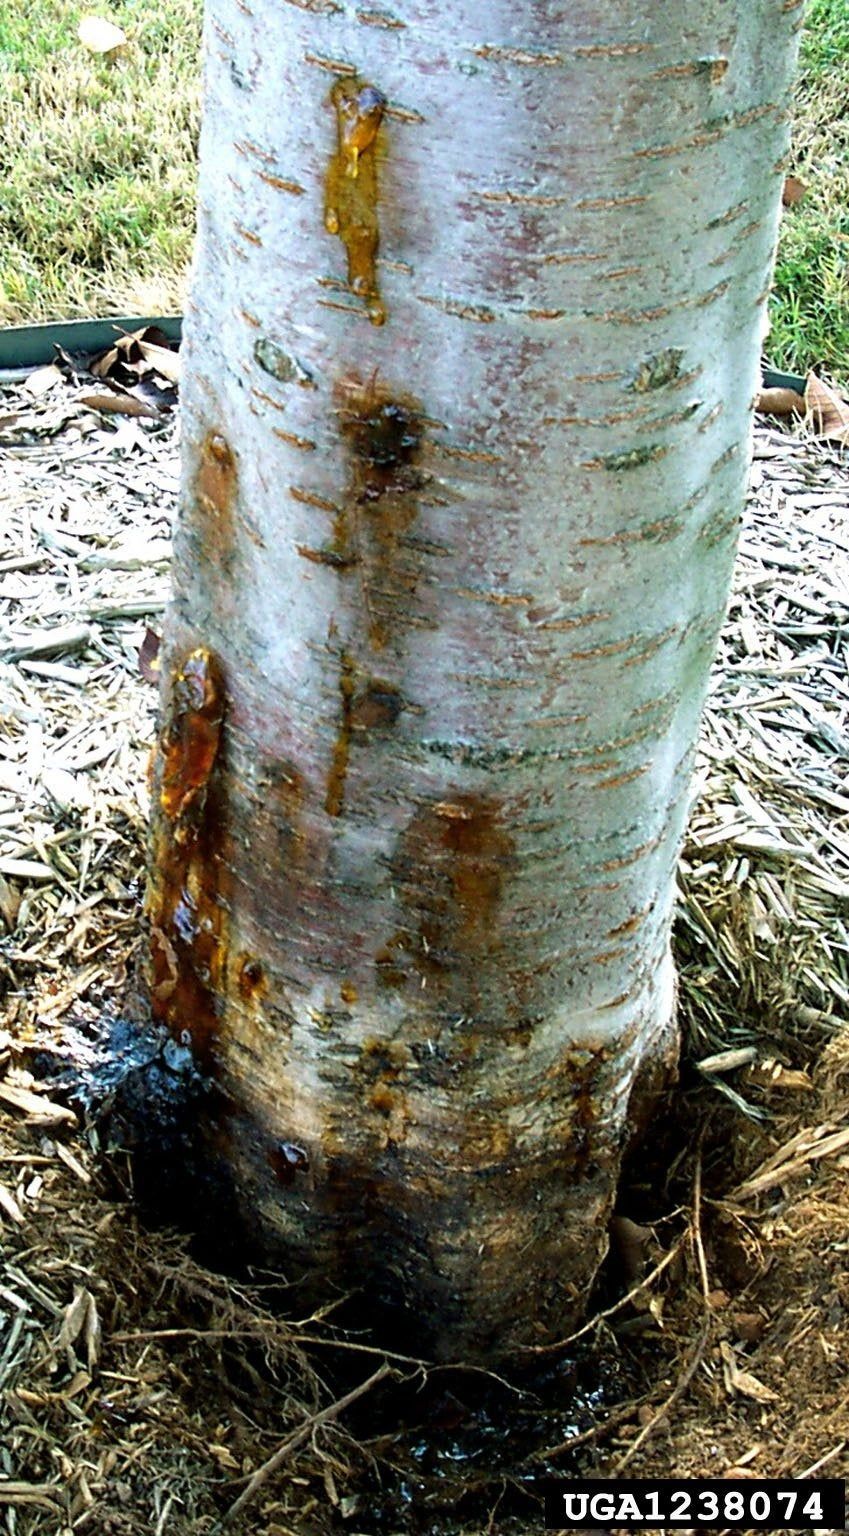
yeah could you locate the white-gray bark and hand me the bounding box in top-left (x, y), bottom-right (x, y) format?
top-left (147, 0), bottom-right (801, 1357)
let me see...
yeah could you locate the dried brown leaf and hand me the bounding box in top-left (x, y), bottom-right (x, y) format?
top-left (138, 340), bottom-right (181, 383)
top-left (108, 325), bottom-right (171, 363)
top-left (138, 626), bottom-right (161, 685)
top-left (23, 364), bottom-right (62, 398)
top-left (77, 391), bottom-right (162, 420)
top-left (0, 871), bottom-right (21, 930)
top-left (84, 1292), bottom-right (102, 1370)
top-left (733, 1311), bottom-right (767, 1344)
top-left (719, 1340), bottom-right (779, 1403)
top-left (610, 1214), bottom-right (653, 1284)
top-left (138, 325), bottom-right (173, 348)
top-left (0, 1182), bottom-right (25, 1224)
top-left (131, 376), bottom-right (177, 414)
top-left (754, 387), bottom-right (805, 417)
top-left (208, 1443), bottom-right (241, 1471)
top-left (58, 1288), bottom-right (90, 1355)
top-left (52, 343), bottom-right (87, 381)
top-left (89, 345), bottom-right (120, 379)
top-left (782, 174), bottom-right (807, 207)
top-left (805, 372), bottom-right (849, 446)
top-left (63, 1369), bottom-right (93, 1399)
top-left (89, 330), bottom-right (173, 392)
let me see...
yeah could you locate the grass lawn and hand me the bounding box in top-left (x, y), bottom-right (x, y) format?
top-left (0, 1), bottom-right (845, 384)
top-left (0, 0), bottom-right (201, 324)
top-left (769, 0), bottom-right (849, 383)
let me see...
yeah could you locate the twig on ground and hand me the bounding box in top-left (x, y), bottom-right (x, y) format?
top-left (612, 1320), bottom-right (711, 1474)
top-left (612, 1155), bottom-right (714, 1473)
top-left (519, 1233), bottom-right (687, 1356)
top-left (692, 1147), bottom-right (712, 1304)
top-left (217, 1361), bottom-right (392, 1529)
top-left (534, 1393), bottom-right (656, 1462)
top-left (794, 1441), bottom-right (847, 1478)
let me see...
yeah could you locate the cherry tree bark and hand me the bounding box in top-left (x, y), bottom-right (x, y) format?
top-left (146, 0), bottom-right (800, 1357)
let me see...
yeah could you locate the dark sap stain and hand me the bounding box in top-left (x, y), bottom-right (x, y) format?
top-left (354, 1037), bottom-right (410, 1143)
top-left (147, 647), bottom-right (230, 1069)
top-left (325, 650), bottom-right (406, 816)
top-left (194, 431), bottom-right (238, 567)
top-left (350, 682), bottom-right (404, 730)
top-left (376, 795), bottom-right (514, 999)
top-left (237, 955), bottom-right (266, 1002)
top-left (325, 650), bottom-right (356, 817)
top-left (261, 757), bottom-right (304, 819)
top-left (542, 1047), bottom-right (614, 1182)
top-left (440, 1048), bottom-right (610, 1187)
top-left (339, 384), bottom-right (421, 490)
top-left (297, 544), bottom-right (358, 569)
top-left (458, 1112), bottom-right (514, 1166)
top-left (85, 1019), bottom-right (262, 1271)
top-left (259, 757), bottom-right (305, 874)
top-left (359, 1036), bottom-right (411, 1076)
top-left (333, 375), bottom-right (427, 651)
top-left (375, 931), bottom-right (409, 990)
top-left (369, 1086), bottom-right (396, 1115)
top-left (268, 1141), bottom-right (310, 1186)
top-left (503, 1018), bottom-right (534, 1050)
top-left (324, 75), bottom-right (386, 325)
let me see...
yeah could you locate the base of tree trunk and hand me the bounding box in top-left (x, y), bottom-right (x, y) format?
top-left (96, 975), bottom-right (679, 1362)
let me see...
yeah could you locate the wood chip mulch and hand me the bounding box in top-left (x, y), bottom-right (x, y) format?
top-left (0, 378), bottom-right (847, 1532)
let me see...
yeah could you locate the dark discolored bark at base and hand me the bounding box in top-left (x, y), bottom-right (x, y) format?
top-left (121, 1015), bottom-right (674, 1360)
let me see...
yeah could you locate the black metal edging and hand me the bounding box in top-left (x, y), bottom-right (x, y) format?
top-left (0, 315), bottom-right (182, 374)
top-left (761, 365), bottom-right (807, 395)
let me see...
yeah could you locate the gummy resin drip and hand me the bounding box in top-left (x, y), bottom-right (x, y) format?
top-left (146, 647), bottom-right (230, 1066)
top-left (324, 76), bottom-right (386, 325)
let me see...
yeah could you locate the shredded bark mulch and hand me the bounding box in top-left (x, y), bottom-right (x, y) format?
top-left (0, 375), bottom-right (847, 1532)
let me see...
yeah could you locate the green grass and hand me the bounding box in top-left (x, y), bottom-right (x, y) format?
top-left (0, 0), bottom-right (201, 323)
top-left (0, 0), bottom-right (846, 386)
top-left (768, 0), bottom-right (849, 383)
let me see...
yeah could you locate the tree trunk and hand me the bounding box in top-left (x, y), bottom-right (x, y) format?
top-left (145, 0), bottom-right (800, 1358)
